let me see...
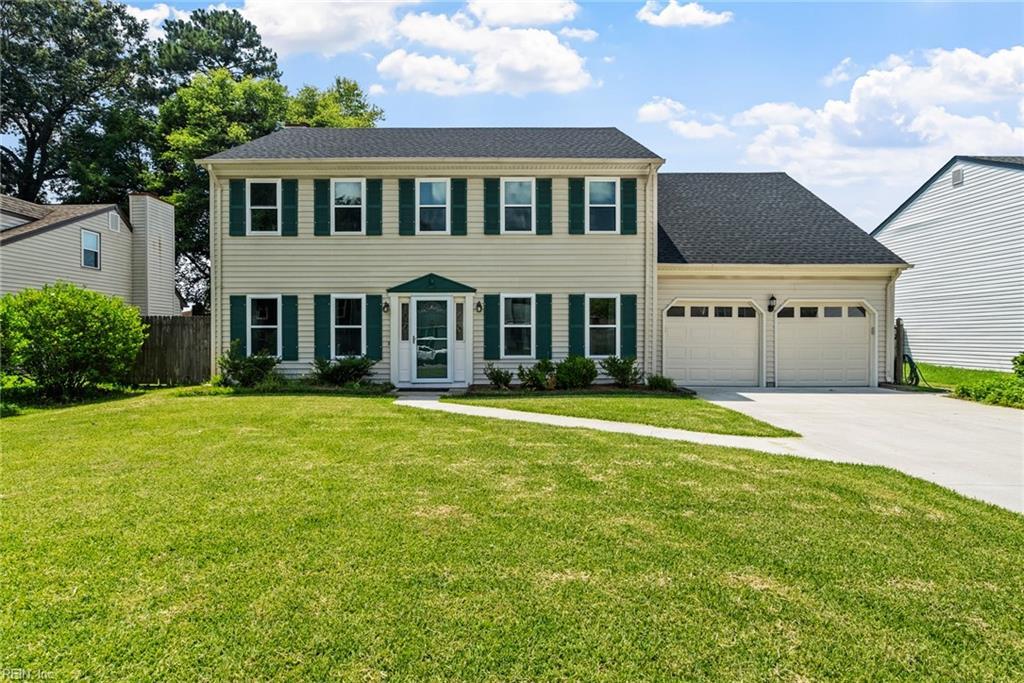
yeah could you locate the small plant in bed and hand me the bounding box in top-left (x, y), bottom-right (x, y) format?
top-left (600, 356), bottom-right (643, 388)
top-left (484, 363), bottom-right (513, 390)
top-left (217, 341), bottom-right (280, 388)
top-left (646, 374), bottom-right (676, 392)
top-left (554, 355), bottom-right (597, 389)
top-left (517, 359), bottom-right (555, 390)
top-left (311, 356), bottom-right (376, 386)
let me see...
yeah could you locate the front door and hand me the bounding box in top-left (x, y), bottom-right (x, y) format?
top-left (412, 297), bottom-right (451, 382)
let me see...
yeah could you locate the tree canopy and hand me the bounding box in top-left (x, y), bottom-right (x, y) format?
top-left (287, 78), bottom-right (385, 128)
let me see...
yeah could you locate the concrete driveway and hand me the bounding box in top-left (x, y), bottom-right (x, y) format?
top-left (699, 388), bottom-right (1024, 514)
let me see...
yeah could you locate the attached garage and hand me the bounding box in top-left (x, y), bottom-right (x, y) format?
top-left (663, 302), bottom-right (760, 386)
top-left (776, 303), bottom-right (871, 386)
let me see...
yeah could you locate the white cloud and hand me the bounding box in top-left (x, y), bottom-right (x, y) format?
top-left (378, 10), bottom-right (592, 95)
top-left (668, 119), bottom-right (734, 139)
top-left (368, 83), bottom-right (387, 96)
top-left (603, 56), bottom-right (616, 63)
top-left (241, 0), bottom-right (418, 57)
top-left (125, 3), bottom-right (191, 40)
top-left (559, 27), bottom-right (598, 42)
top-left (732, 102), bottom-right (815, 127)
top-left (636, 1), bottom-right (733, 28)
top-left (821, 57), bottom-right (855, 87)
top-left (467, 0), bottom-right (578, 26)
top-left (636, 96), bottom-right (689, 122)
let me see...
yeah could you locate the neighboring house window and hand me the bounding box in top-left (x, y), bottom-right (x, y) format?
top-left (417, 178), bottom-right (449, 233)
top-left (81, 229), bottom-right (100, 269)
top-left (501, 178), bottom-right (535, 233)
top-left (332, 178), bottom-right (365, 234)
top-left (586, 294), bottom-right (618, 358)
top-left (502, 294), bottom-right (534, 358)
top-left (247, 178), bottom-right (281, 234)
top-left (585, 178), bottom-right (619, 233)
top-left (332, 294), bottom-right (365, 358)
top-left (248, 295), bottom-right (281, 357)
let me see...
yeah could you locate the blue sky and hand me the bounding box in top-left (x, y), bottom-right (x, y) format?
top-left (131, 1), bottom-right (1024, 228)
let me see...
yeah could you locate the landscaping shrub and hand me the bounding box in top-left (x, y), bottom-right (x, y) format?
top-left (218, 341), bottom-right (280, 388)
top-left (646, 374), bottom-right (676, 392)
top-left (555, 355), bottom-right (597, 389)
top-left (484, 363), bottom-right (513, 390)
top-left (952, 377), bottom-right (1024, 410)
top-left (600, 356), bottom-right (643, 388)
top-left (517, 359), bottom-right (555, 390)
top-left (311, 356), bottom-right (377, 386)
top-left (0, 283), bottom-right (146, 401)
top-left (1013, 351), bottom-right (1024, 379)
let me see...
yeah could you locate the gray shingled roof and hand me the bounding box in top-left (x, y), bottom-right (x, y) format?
top-left (658, 173), bottom-right (905, 265)
top-left (961, 156), bottom-right (1024, 167)
top-left (204, 127), bottom-right (662, 161)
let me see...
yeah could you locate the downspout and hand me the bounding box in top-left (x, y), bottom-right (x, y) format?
top-left (207, 164), bottom-right (219, 379)
top-left (884, 268), bottom-right (898, 384)
top-left (648, 162), bottom-right (658, 377)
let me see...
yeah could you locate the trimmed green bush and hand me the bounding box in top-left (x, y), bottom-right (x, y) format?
top-left (311, 356), bottom-right (376, 386)
top-left (517, 359), bottom-right (555, 390)
top-left (484, 363), bottom-right (513, 390)
top-left (555, 355), bottom-right (597, 389)
top-left (1012, 352), bottom-right (1024, 379)
top-left (646, 374), bottom-right (676, 392)
top-left (218, 341), bottom-right (280, 388)
top-left (952, 377), bottom-right (1024, 409)
top-left (0, 283), bottom-right (146, 400)
top-left (600, 356), bottom-right (643, 388)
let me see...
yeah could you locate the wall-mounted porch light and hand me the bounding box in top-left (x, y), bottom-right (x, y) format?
top-left (382, 300), bottom-right (390, 313)
top-left (768, 294), bottom-right (777, 313)
top-left (474, 299), bottom-right (484, 313)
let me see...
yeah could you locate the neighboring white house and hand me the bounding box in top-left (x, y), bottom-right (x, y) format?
top-left (198, 127), bottom-right (906, 389)
top-left (0, 193), bottom-right (180, 316)
top-left (873, 156), bottom-right (1024, 371)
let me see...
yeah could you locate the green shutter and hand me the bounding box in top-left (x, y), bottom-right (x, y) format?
top-left (366, 294), bottom-right (382, 360)
top-left (620, 178), bottom-right (637, 235)
top-left (399, 179), bottom-right (415, 235)
top-left (536, 179), bottom-right (552, 235)
top-left (282, 295), bottom-right (298, 360)
top-left (281, 179), bottom-right (298, 236)
top-left (483, 294), bottom-right (500, 360)
top-left (483, 178), bottom-right (500, 235)
top-left (451, 178), bottom-right (467, 235)
top-left (568, 178), bottom-right (584, 235)
top-left (230, 295), bottom-right (246, 355)
top-left (314, 179), bottom-right (330, 236)
top-left (314, 294), bottom-right (331, 359)
top-left (229, 179), bottom-right (246, 236)
top-left (366, 179), bottom-right (382, 236)
top-left (568, 294), bottom-right (585, 356)
top-left (536, 294), bottom-right (552, 360)
top-left (620, 294), bottom-right (637, 358)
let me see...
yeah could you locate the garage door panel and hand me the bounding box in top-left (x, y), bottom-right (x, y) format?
top-left (664, 304), bottom-right (760, 386)
top-left (777, 304), bottom-right (870, 387)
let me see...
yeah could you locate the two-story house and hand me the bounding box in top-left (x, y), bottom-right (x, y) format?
top-left (200, 127), bottom-right (906, 389)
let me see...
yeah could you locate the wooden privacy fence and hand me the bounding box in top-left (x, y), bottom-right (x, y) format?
top-left (131, 315), bottom-right (210, 385)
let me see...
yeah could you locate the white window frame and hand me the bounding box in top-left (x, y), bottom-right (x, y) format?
top-left (330, 294), bottom-right (367, 359)
top-left (246, 294), bottom-right (282, 358)
top-left (585, 293), bottom-right (619, 359)
top-left (500, 293), bottom-right (535, 359)
top-left (81, 229), bottom-right (101, 270)
top-left (499, 177), bottom-right (536, 234)
top-left (108, 211), bottom-right (120, 232)
top-left (584, 177), bottom-right (620, 234)
top-left (245, 178), bottom-right (282, 235)
top-left (415, 177), bottom-right (451, 234)
top-left (330, 177), bottom-right (366, 235)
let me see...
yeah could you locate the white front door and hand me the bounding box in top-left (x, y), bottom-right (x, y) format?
top-left (663, 303), bottom-right (760, 386)
top-left (411, 297), bottom-right (452, 383)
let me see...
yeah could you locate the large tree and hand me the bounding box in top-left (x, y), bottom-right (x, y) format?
top-left (286, 78), bottom-right (385, 128)
top-left (149, 9), bottom-right (280, 97)
top-left (152, 70), bottom-right (289, 307)
top-left (0, 0), bottom-right (148, 201)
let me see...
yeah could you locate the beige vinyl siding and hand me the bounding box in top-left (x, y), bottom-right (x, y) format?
top-left (656, 272), bottom-right (892, 386)
top-left (0, 211), bottom-right (133, 302)
top-left (875, 160), bottom-right (1024, 371)
top-left (209, 163), bottom-right (656, 381)
top-left (1, 213), bottom-right (28, 229)
top-left (130, 196), bottom-right (179, 316)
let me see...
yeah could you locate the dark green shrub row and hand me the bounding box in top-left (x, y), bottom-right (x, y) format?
top-left (952, 377), bottom-right (1024, 409)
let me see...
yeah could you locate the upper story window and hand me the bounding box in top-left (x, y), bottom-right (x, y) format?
top-left (586, 294), bottom-right (618, 358)
top-left (332, 178), bottom-right (365, 234)
top-left (585, 178), bottom-right (619, 233)
top-left (247, 179), bottom-right (281, 234)
top-left (501, 178), bottom-right (535, 233)
top-left (248, 295), bottom-right (281, 357)
top-left (332, 294), bottom-right (365, 358)
top-left (502, 294), bottom-right (534, 358)
top-left (81, 229), bottom-right (100, 269)
top-left (108, 212), bottom-right (120, 232)
top-left (417, 178), bottom-right (449, 233)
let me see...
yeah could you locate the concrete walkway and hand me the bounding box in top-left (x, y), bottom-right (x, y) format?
top-left (396, 389), bottom-right (1024, 514)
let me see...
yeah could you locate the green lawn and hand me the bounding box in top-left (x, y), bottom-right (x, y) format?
top-left (3, 392), bottom-right (1023, 680)
top-left (444, 391), bottom-right (797, 436)
top-left (916, 362), bottom-right (1014, 389)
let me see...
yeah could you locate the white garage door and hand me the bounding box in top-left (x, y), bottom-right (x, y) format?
top-left (664, 304), bottom-right (759, 386)
top-left (777, 304), bottom-right (870, 386)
